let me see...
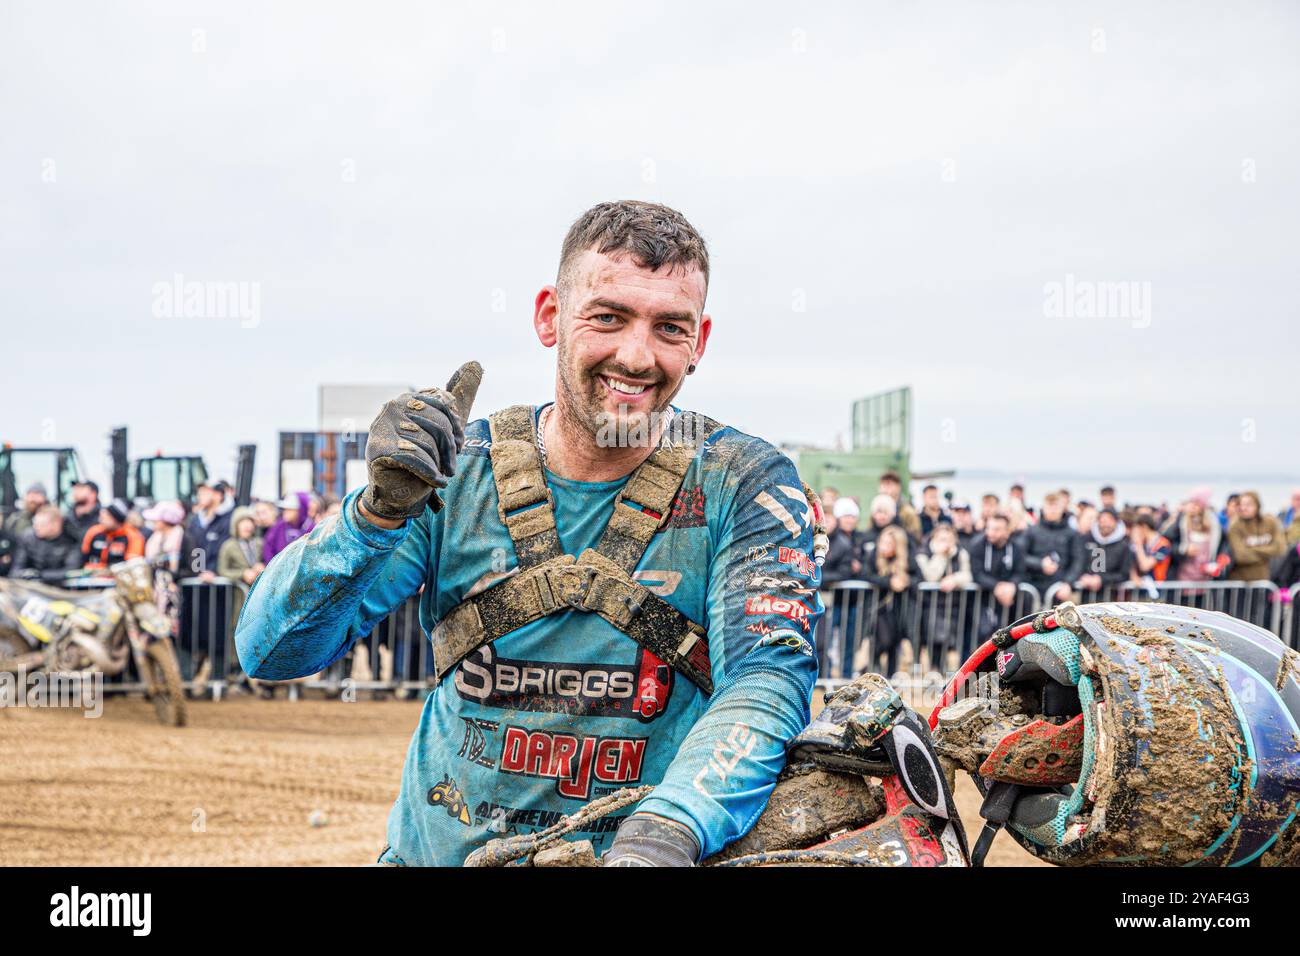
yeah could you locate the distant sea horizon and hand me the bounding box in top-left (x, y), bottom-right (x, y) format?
top-left (906, 470), bottom-right (1298, 512)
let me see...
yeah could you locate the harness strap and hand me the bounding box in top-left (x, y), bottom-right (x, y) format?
top-left (594, 416), bottom-right (719, 573)
top-left (432, 407), bottom-right (723, 695)
top-left (430, 550), bottom-right (713, 693)
top-left (488, 405), bottom-right (562, 568)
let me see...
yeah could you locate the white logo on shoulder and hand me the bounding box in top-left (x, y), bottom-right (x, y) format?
top-left (753, 486), bottom-right (812, 539)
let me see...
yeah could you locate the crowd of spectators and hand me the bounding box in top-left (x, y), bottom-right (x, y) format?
top-left (817, 475), bottom-right (1300, 674)
top-left (0, 478), bottom-right (341, 587)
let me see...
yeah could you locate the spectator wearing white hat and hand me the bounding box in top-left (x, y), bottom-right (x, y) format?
top-left (860, 493), bottom-right (900, 549)
top-left (818, 497), bottom-right (867, 678)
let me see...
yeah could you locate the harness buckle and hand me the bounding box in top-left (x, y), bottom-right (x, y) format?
top-left (621, 592), bottom-right (644, 622)
top-left (537, 563), bottom-right (596, 614)
top-left (565, 566), bottom-right (597, 610)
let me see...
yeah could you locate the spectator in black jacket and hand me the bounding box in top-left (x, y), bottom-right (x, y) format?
top-left (821, 497), bottom-right (866, 587)
top-left (950, 501), bottom-right (977, 549)
top-left (1076, 507), bottom-right (1132, 594)
top-left (11, 506), bottom-right (83, 582)
top-left (970, 511), bottom-right (1026, 641)
top-left (918, 484), bottom-right (949, 538)
top-left (818, 496), bottom-right (867, 677)
top-left (1024, 492), bottom-right (1083, 603)
top-left (1275, 540), bottom-right (1300, 590)
top-left (63, 480), bottom-right (102, 546)
top-left (970, 512), bottom-right (1025, 610)
top-left (0, 525), bottom-right (14, 578)
top-left (187, 480), bottom-right (233, 574)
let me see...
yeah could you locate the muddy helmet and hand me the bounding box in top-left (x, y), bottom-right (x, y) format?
top-left (932, 601), bottom-right (1300, 866)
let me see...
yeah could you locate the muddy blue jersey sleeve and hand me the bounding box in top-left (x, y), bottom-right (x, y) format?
top-left (234, 495), bottom-right (434, 680)
top-left (636, 443), bottom-right (821, 857)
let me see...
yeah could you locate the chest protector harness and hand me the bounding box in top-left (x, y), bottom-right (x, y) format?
top-left (429, 405), bottom-right (722, 696)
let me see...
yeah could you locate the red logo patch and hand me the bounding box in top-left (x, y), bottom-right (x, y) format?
top-left (745, 594), bottom-right (814, 632)
top-left (665, 485), bottom-right (706, 529)
top-left (499, 727), bottom-right (647, 800)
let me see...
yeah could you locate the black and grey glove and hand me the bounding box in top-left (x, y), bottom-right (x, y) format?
top-left (361, 362), bottom-right (483, 521)
top-left (603, 814), bottom-right (700, 867)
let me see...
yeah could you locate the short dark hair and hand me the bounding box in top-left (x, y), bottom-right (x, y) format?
top-left (1100, 485), bottom-right (1116, 495)
top-left (558, 200), bottom-right (709, 297)
top-left (922, 484), bottom-right (938, 493)
top-left (879, 471), bottom-right (901, 485)
top-left (77, 480), bottom-right (99, 496)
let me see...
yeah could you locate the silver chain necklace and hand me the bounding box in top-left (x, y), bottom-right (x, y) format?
top-left (536, 404), bottom-right (551, 465)
top-left (537, 403), bottom-right (676, 468)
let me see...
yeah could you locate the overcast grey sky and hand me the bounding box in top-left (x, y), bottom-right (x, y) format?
top-left (3, 1), bottom-right (1298, 499)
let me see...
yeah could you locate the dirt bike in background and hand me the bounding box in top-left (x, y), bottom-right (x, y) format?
top-left (0, 556), bottom-right (187, 726)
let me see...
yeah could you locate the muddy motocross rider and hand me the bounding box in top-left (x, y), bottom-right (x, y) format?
top-left (235, 201), bottom-right (823, 866)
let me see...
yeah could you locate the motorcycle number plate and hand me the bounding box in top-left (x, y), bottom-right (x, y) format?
top-left (20, 596), bottom-right (50, 624)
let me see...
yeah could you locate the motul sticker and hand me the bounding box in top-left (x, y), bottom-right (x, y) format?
top-left (744, 593), bottom-right (814, 632)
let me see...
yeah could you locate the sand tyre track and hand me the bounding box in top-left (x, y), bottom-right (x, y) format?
top-left (0, 632), bottom-right (43, 673)
top-left (144, 639), bottom-right (188, 727)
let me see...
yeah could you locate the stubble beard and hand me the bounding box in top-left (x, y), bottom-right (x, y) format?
top-left (554, 329), bottom-right (681, 450)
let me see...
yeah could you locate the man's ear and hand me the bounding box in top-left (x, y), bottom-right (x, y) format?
top-left (693, 314), bottom-right (712, 365)
top-left (534, 286), bottom-right (560, 348)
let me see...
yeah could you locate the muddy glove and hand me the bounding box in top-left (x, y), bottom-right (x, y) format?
top-left (603, 814), bottom-right (700, 867)
top-left (361, 362), bottom-right (483, 521)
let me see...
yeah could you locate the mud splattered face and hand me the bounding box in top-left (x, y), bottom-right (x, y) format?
top-left (544, 250), bottom-right (710, 445)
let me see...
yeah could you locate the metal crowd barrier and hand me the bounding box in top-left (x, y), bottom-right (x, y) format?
top-left (1284, 584), bottom-right (1300, 653)
top-left (98, 577), bottom-right (1300, 701)
top-left (291, 592), bottom-right (428, 697)
top-left (1041, 579), bottom-right (1283, 635)
top-left (97, 576), bottom-right (248, 697)
top-left (813, 578), bottom-right (1298, 702)
top-left (176, 577), bottom-right (247, 699)
top-left (814, 582), bottom-right (1040, 689)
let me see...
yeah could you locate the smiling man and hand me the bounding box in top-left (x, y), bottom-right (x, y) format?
top-left (235, 200), bottom-right (822, 866)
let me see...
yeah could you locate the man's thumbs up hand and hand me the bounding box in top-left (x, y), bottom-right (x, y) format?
top-left (360, 362), bottom-right (483, 524)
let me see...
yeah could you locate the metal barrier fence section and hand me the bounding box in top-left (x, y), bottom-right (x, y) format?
top-left (813, 582), bottom-right (1040, 682)
top-left (97, 577), bottom-right (1300, 700)
top-left (1042, 579), bottom-right (1283, 634)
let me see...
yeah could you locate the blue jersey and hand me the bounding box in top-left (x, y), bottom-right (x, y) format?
top-left (235, 405), bottom-right (821, 865)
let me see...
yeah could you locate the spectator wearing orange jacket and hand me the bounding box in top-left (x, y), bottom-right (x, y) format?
top-left (1129, 514), bottom-right (1173, 583)
top-left (81, 498), bottom-right (145, 570)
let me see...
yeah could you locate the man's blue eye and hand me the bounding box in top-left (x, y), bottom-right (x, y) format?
top-left (593, 314), bottom-right (618, 324)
